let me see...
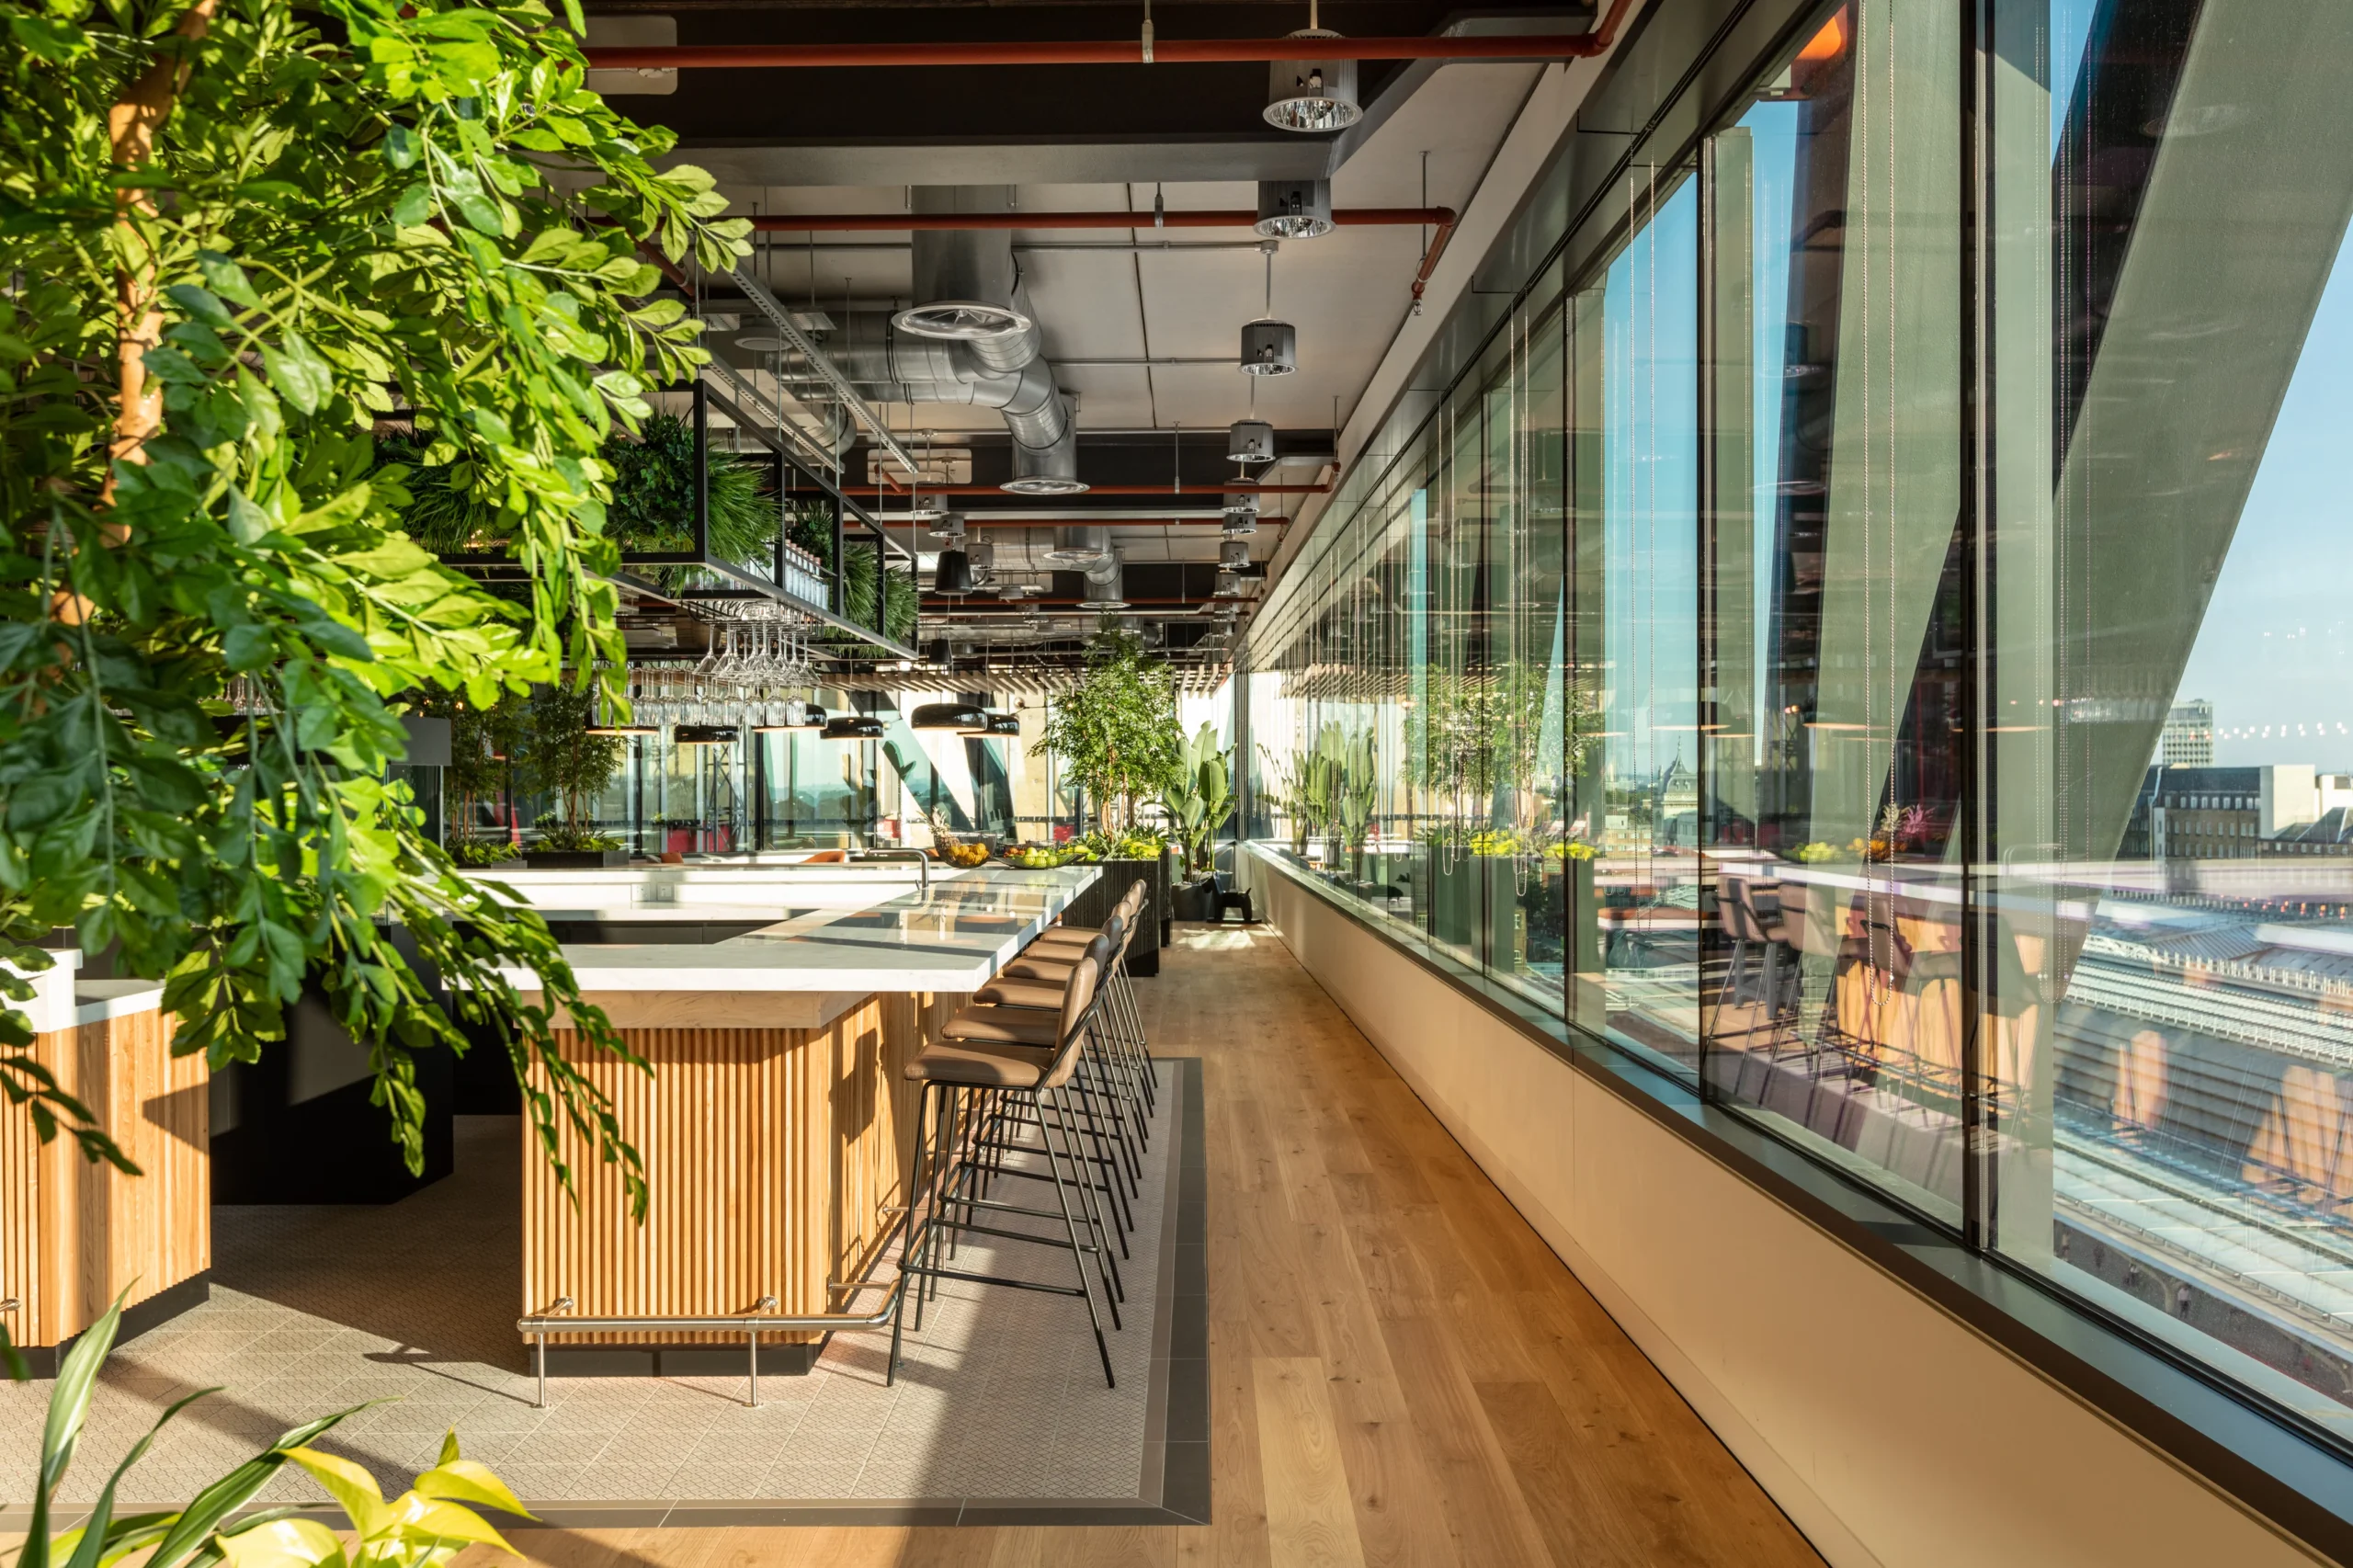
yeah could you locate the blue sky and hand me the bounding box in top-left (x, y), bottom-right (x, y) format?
top-left (2174, 227), bottom-right (2353, 767)
top-left (2041, 0), bottom-right (2353, 768)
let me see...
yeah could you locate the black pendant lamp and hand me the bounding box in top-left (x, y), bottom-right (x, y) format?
top-left (912, 701), bottom-right (989, 733)
top-left (822, 714), bottom-right (886, 741)
top-left (672, 724), bottom-right (740, 745)
top-left (933, 548), bottom-right (974, 595)
top-left (984, 713), bottom-right (1022, 736)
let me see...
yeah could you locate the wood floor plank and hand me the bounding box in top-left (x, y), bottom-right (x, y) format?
top-left (1324, 1371), bottom-right (1469, 1568)
top-left (1253, 1358), bottom-right (1369, 1568)
top-left (1196, 1335), bottom-right (1277, 1568)
top-left (1374, 1316), bottom-right (1561, 1568)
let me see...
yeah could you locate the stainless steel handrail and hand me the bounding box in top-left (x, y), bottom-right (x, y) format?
top-left (517, 1272), bottom-right (904, 1408)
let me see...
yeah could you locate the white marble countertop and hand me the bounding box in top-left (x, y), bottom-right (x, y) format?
top-left (464, 862), bottom-right (938, 914)
top-left (489, 864), bottom-right (1100, 995)
top-left (3, 951), bottom-right (169, 1030)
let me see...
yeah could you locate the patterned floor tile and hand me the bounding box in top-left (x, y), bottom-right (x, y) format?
top-left (8, 1074), bottom-right (1181, 1512)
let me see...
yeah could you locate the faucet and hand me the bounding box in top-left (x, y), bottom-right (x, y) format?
top-left (849, 846), bottom-right (929, 893)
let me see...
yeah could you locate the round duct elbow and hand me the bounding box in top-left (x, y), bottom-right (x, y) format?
top-left (892, 300), bottom-right (1036, 344)
top-left (1043, 526), bottom-right (1111, 566)
top-left (1079, 549), bottom-right (1128, 610)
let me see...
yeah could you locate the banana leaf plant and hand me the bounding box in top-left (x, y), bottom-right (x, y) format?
top-left (21, 1292), bottom-right (531, 1568)
top-left (1159, 722), bottom-right (1233, 877)
top-left (1321, 724), bottom-right (1377, 858)
top-left (1257, 746), bottom-right (1310, 857)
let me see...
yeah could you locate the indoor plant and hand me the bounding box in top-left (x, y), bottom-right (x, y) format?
top-left (15, 1293), bottom-right (532, 1568)
top-left (378, 412), bottom-right (776, 569)
top-left (519, 682), bottom-right (626, 865)
top-left (1033, 625), bottom-right (1180, 835)
top-left (0, 0), bottom-right (750, 1198)
top-left (1161, 722), bottom-right (1233, 920)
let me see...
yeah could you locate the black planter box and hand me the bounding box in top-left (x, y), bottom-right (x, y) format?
top-left (212, 980), bottom-right (454, 1204)
top-left (523, 847), bottom-right (632, 869)
top-left (1170, 875), bottom-right (1218, 922)
top-left (1061, 855), bottom-right (1170, 975)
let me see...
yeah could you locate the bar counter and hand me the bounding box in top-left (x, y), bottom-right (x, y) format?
top-left (479, 862), bottom-right (1100, 1373)
top-left (0, 958), bottom-right (207, 1368)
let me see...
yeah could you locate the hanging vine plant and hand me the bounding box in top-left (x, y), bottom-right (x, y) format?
top-left (0, 0), bottom-right (750, 1199)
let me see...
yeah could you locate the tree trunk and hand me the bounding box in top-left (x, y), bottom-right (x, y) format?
top-left (103, 0), bottom-right (218, 512)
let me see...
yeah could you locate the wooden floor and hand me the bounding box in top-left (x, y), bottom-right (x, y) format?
top-left (493, 924), bottom-right (1826, 1568)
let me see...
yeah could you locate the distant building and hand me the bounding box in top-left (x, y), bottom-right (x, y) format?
top-left (2158, 699), bottom-right (2216, 767)
top-left (2120, 764), bottom-right (2353, 860)
top-left (2259, 769), bottom-right (2353, 856)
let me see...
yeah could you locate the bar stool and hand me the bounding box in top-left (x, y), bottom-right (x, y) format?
top-left (944, 926), bottom-right (1129, 1284)
top-left (1025, 881), bottom-right (1157, 1119)
top-left (1003, 887), bottom-right (1153, 1128)
top-left (892, 948), bottom-right (1119, 1388)
top-left (977, 911), bottom-right (1147, 1233)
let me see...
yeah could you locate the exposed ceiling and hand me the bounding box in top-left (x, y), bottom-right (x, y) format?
top-left (586, 0), bottom-right (1591, 677)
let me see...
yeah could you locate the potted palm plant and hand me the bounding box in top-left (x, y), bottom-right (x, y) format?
top-left (1162, 722), bottom-right (1234, 920)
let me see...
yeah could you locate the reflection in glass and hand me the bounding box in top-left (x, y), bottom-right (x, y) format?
top-left (1699, 0), bottom-right (1966, 1222)
top-left (1240, 0), bottom-right (2353, 1450)
top-left (1989, 0), bottom-right (2353, 1443)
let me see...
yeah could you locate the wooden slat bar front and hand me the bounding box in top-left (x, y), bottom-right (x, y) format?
top-left (0, 1006), bottom-right (210, 1351)
top-left (521, 989), bottom-right (959, 1352)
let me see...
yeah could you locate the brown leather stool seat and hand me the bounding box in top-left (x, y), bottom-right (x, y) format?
top-left (967, 976), bottom-right (1066, 1012)
top-left (937, 1008), bottom-right (1063, 1051)
top-left (903, 1039), bottom-right (1053, 1087)
top-left (988, 914), bottom-right (1125, 993)
top-left (949, 926), bottom-right (1116, 1043)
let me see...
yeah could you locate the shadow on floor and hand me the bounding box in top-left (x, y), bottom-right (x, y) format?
top-left (210, 1115), bottom-right (526, 1369)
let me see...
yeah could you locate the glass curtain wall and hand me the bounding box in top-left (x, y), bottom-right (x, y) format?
top-left (1246, 0), bottom-right (2353, 1452)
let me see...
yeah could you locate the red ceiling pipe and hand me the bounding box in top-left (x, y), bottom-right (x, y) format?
top-left (922, 597), bottom-right (1243, 608)
top-left (872, 483), bottom-right (1328, 495)
top-left (589, 36), bottom-right (1588, 68)
top-left (745, 208), bottom-right (1450, 233)
top-left (746, 206), bottom-right (1461, 309)
top-left (940, 516), bottom-right (1290, 527)
top-left (585, 1), bottom-right (1640, 71)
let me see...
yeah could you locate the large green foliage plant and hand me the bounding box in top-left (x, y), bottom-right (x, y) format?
top-left (0, 0), bottom-right (750, 1199)
top-left (1033, 626), bottom-right (1179, 832)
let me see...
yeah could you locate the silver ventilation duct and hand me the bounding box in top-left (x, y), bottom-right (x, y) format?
top-left (1079, 546), bottom-right (1127, 609)
top-left (1042, 525), bottom-right (1110, 566)
top-left (829, 313), bottom-right (1082, 493)
top-left (845, 186), bottom-right (1084, 494)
